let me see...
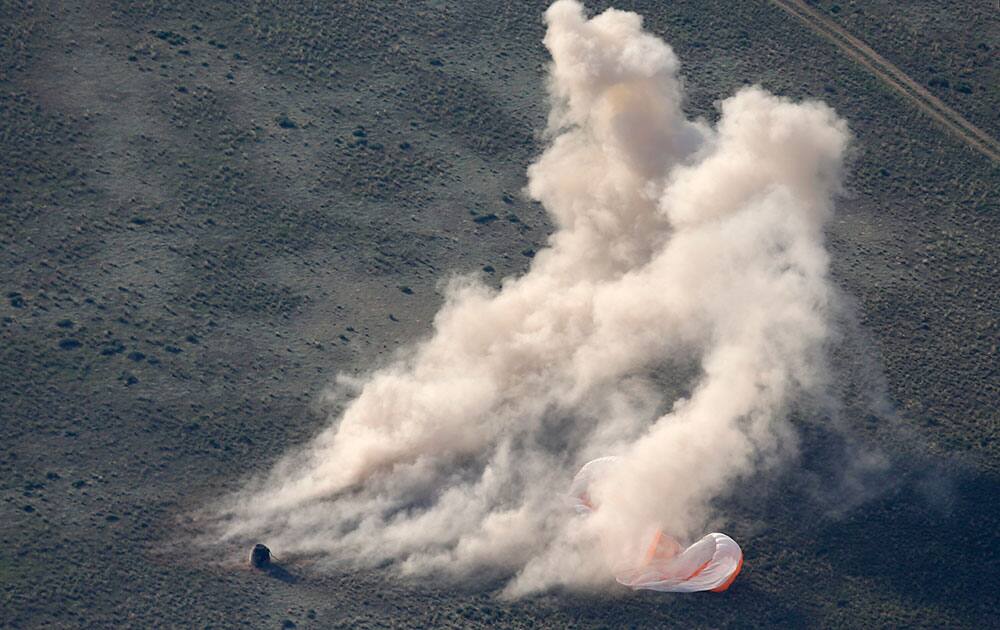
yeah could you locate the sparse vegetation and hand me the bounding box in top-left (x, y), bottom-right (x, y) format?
top-left (1, 0), bottom-right (996, 627)
top-left (805, 0), bottom-right (998, 139)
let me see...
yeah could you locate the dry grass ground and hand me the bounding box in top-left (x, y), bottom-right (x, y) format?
top-left (2, 1), bottom-right (997, 627)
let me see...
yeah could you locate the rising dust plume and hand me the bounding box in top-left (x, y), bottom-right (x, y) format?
top-left (216, 0), bottom-right (850, 596)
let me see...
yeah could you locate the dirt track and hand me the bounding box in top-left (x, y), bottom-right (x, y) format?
top-left (3, 1), bottom-right (998, 627)
top-left (768, 0), bottom-right (1000, 164)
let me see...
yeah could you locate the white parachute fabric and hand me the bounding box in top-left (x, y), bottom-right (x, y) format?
top-left (615, 532), bottom-right (743, 592)
top-left (568, 456), bottom-right (621, 514)
top-left (570, 457), bottom-right (744, 592)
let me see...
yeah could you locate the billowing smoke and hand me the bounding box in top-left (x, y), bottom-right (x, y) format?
top-left (216, 0), bottom-right (850, 596)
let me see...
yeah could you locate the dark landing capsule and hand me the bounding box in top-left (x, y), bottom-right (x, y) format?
top-left (249, 543), bottom-right (271, 569)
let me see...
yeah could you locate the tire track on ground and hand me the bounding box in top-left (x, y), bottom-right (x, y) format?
top-left (768, 0), bottom-right (1000, 164)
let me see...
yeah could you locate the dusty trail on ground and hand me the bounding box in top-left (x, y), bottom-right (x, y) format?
top-left (768, 0), bottom-right (1000, 164)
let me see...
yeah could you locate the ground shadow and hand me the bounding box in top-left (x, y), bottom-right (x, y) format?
top-left (720, 415), bottom-right (1000, 627)
top-left (260, 562), bottom-right (300, 584)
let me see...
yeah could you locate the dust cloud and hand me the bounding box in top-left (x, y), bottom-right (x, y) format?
top-left (216, 0), bottom-right (850, 596)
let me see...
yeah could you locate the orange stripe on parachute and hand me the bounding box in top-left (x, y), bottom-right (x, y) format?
top-left (709, 552), bottom-right (743, 592)
top-left (644, 530), bottom-right (663, 565)
top-left (642, 529), bottom-right (741, 591)
top-left (685, 559), bottom-right (711, 580)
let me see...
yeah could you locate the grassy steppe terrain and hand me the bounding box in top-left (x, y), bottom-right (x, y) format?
top-left (2, 1), bottom-right (997, 627)
top-left (805, 0), bottom-right (998, 139)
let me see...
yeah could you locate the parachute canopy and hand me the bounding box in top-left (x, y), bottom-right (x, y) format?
top-left (570, 456), bottom-right (743, 593)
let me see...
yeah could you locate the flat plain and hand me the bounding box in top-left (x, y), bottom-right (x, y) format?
top-left (1, 1), bottom-right (997, 627)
